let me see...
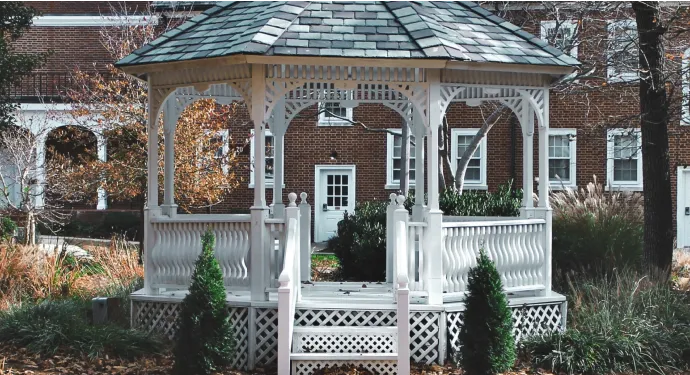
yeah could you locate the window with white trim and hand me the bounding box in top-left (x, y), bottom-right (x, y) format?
top-left (607, 20), bottom-right (638, 82)
top-left (607, 128), bottom-right (643, 190)
top-left (318, 101), bottom-right (353, 126)
top-left (210, 130), bottom-right (230, 174)
top-left (386, 130), bottom-right (416, 188)
top-left (540, 20), bottom-right (578, 58)
top-left (249, 129), bottom-right (283, 187)
top-left (548, 129), bottom-right (577, 188)
top-left (450, 129), bottom-right (487, 189)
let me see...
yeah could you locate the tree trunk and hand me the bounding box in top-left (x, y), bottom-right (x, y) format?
top-left (633, 1), bottom-right (674, 276)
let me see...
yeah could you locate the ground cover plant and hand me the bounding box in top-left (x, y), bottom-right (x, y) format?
top-left (523, 268), bottom-right (690, 375)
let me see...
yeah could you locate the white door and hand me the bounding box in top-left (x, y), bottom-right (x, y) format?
top-left (315, 166), bottom-right (355, 242)
top-left (679, 167), bottom-right (690, 248)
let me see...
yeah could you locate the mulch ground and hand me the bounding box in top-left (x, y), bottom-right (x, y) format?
top-left (0, 344), bottom-right (550, 375)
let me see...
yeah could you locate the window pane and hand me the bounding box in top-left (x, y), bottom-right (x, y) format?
top-left (391, 134), bottom-right (416, 184)
top-left (265, 158), bottom-right (274, 178)
top-left (549, 159), bottom-right (570, 180)
top-left (614, 159), bottom-right (638, 181)
top-left (466, 167), bottom-right (480, 181)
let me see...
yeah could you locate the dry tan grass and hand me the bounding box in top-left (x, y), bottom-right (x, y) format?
top-left (673, 249), bottom-right (690, 290)
top-left (0, 235), bottom-right (142, 309)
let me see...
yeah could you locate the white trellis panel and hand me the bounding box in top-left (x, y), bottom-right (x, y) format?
top-left (446, 302), bottom-right (565, 355)
top-left (295, 308), bottom-right (397, 327)
top-left (255, 307), bottom-right (279, 366)
top-left (410, 311), bottom-right (441, 364)
top-left (292, 327), bottom-right (397, 354)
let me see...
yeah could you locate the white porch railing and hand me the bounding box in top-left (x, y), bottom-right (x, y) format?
top-left (277, 194), bottom-right (301, 375)
top-left (442, 218), bottom-right (547, 295)
top-left (149, 214), bottom-right (251, 290)
top-left (266, 218), bottom-right (286, 287)
top-left (406, 221), bottom-right (427, 292)
top-left (394, 219), bottom-right (411, 375)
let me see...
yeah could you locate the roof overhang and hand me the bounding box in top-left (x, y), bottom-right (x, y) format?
top-left (119, 54), bottom-right (576, 82)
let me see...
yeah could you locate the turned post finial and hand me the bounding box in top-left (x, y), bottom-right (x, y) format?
top-left (288, 192), bottom-right (297, 207)
top-left (389, 193), bottom-right (397, 205)
top-left (396, 195), bottom-right (406, 207)
top-left (300, 192), bottom-right (308, 204)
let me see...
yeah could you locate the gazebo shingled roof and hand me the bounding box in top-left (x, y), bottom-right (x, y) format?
top-left (116, 1), bottom-right (580, 68)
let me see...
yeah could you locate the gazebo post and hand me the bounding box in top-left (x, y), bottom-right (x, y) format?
top-left (425, 71), bottom-right (444, 305)
top-left (536, 89), bottom-right (552, 295)
top-left (161, 96), bottom-right (178, 217)
top-left (272, 98), bottom-right (286, 219)
top-left (520, 99), bottom-right (535, 216)
top-left (250, 64), bottom-right (269, 302)
top-left (412, 108), bottom-right (426, 221)
top-left (96, 133), bottom-right (108, 210)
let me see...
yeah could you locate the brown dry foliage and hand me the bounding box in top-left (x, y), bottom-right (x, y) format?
top-left (0, 237), bottom-right (142, 309)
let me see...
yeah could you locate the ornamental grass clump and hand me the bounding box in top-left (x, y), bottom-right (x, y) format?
top-left (458, 250), bottom-right (516, 375)
top-left (173, 230), bottom-right (234, 375)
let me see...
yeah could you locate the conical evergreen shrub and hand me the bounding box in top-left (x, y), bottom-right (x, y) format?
top-left (173, 229), bottom-right (234, 375)
top-left (458, 250), bottom-right (516, 375)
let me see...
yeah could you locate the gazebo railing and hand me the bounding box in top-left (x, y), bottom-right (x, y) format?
top-left (148, 214), bottom-right (252, 290)
top-left (441, 218), bottom-right (547, 299)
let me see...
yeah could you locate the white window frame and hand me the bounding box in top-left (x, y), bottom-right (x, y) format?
top-left (385, 129), bottom-right (416, 189)
top-left (318, 101), bottom-right (354, 126)
top-left (606, 128), bottom-right (643, 191)
top-left (682, 47), bottom-right (690, 125)
top-left (450, 128), bottom-right (488, 190)
top-left (607, 19), bottom-right (639, 83)
top-left (249, 129), bottom-right (284, 188)
top-left (209, 129), bottom-right (230, 174)
top-left (540, 20), bottom-right (578, 58)
top-left (548, 128), bottom-right (577, 189)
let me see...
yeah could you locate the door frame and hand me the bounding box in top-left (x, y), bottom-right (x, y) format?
top-left (678, 166), bottom-right (690, 248)
top-left (314, 164), bottom-right (356, 243)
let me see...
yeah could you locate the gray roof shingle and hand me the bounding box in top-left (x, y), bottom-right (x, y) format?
top-left (116, 1), bottom-right (580, 68)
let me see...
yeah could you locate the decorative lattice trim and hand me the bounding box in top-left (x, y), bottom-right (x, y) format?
top-left (295, 309), bottom-right (397, 327)
top-left (292, 328), bottom-right (397, 354)
top-left (131, 301), bottom-right (250, 370)
top-left (446, 302), bottom-right (564, 355)
top-left (292, 360), bottom-right (397, 375)
top-left (255, 308), bottom-right (279, 366)
top-left (410, 311), bottom-right (440, 364)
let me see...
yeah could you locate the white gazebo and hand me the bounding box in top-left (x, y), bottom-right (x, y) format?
top-left (117, 2), bottom-right (579, 374)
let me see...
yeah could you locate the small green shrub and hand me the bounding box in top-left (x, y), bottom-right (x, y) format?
top-left (173, 230), bottom-right (234, 375)
top-left (0, 217), bottom-right (17, 241)
top-left (523, 269), bottom-right (690, 375)
top-left (327, 201), bottom-right (387, 281)
top-left (550, 178), bottom-right (643, 274)
top-left (0, 299), bottom-right (162, 358)
top-left (458, 250), bottom-right (516, 375)
top-left (405, 181), bottom-right (522, 217)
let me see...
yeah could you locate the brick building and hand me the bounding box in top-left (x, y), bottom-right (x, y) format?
top-left (9, 1), bottom-right (690, 246)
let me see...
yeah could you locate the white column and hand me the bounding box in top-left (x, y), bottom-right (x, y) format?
top-left (299, 192), bottom-right (311, 282)
top-left (34, 134), bottom-right (47, 209)
top-left (96, 133), bottom-right (108, 210)
top-left (536, 89), bottom-right (552, 295)
top-left (161, 96), bottom-right (178, 216)
top-left (144, 80), bottom-right (163, 295)
top-left (386, 193), bottom-right (397, 283)
top-left (272, 98), bottom-right (286, 218)
top-left (250, 64), bottom-right (270, 302)
top-left (412, 109), bottom-right (425, 221)
top-left (425, 70), bottom-right (443, 305)
top-left (521, 100), bottom-right (535, 215)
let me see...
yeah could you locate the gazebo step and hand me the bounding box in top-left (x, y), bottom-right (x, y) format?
top-left (292, 326), bottom-right (398, 355)
top-left (290, 353), bottom-right (398, 375)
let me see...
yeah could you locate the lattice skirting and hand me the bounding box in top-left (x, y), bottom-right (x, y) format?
top-left (292, 360), bottom-right (397, 375)
top-left (446, 301), bottom-right (566, 356)
top-left (131, 300), bottom-right (273, 371)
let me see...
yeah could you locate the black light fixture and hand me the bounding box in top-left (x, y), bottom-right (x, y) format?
top-left (330, 151), bottom-right (338, 161)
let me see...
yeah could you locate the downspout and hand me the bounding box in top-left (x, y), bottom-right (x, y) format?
top-left (510, 113), bottom-right (518, 183)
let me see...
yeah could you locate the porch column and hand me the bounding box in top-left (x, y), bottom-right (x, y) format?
top-left (425, 70), bottom-right (443, 305)
top-left (250, 64), bottom-right (270, 302)
top-left (412, 108), bottom-right (425, 221)
top-left (144, 79), bottom-right (164, 295)
top-left (161, 97), bottom-right (178, 216)
top-left (536, 89), bottom-right (552, 295)
top-left (96, 133), bottom-right (108, 210)
top-left (520, 99), bottom-right (535, 215)
top-left (271, 98), bottom-right (286, 218)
